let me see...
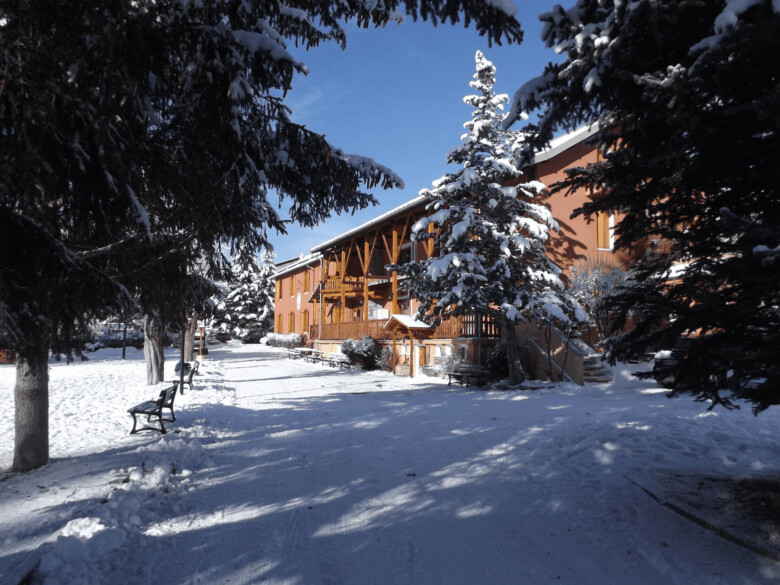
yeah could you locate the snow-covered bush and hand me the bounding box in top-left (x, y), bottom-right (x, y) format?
top-left (83, 322), bottom-right (144, 352)
top-left (379, 347), bottom-right (394, 372)
top-left (341, 336), bottom-right (383, 370)
top-left (570, 258), bottom-right (634, 345)
top-left (483, 342), bottom-right (508, 379)
top-left (265, 333), bottom-right (303, 349)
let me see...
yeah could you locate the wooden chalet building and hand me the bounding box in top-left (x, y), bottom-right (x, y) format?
top-left (275, 126), bottom-right (636, 381)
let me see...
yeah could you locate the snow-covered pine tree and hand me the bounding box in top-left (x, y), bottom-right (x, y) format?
top-left (400, 51), bottom-right (586, 384)
top-left (0, 2), bottom-right (523, 471)
top-left (220, 245), bottom-right (276, 341)
top-left (504, 0), bottom-right (780, 411)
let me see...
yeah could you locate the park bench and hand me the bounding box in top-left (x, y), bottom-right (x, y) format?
top-left (446, 364), bottom-right (489, 386)
top-left (327, 353), bottom-right (351, 369)
top-left (128, 383), bottom-right (179, 434)
top-left (173, 360), bottom-right (200, 392)
top-left (287, 348), bottom-right (303, 360)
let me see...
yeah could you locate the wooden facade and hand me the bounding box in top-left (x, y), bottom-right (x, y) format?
top-left (274, 125), bottom-right (636, 379)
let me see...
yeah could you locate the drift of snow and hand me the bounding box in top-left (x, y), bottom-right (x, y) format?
top-left (1, 343), bottom-right (780, 584)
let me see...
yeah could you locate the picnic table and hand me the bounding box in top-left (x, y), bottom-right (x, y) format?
top-left (299, 348), bottom-right (324, 363)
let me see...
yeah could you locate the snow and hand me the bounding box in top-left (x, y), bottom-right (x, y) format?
top-left (2, 343), bottom-right (780, 584)
top-left (384, 315), bottom-right (432, 330)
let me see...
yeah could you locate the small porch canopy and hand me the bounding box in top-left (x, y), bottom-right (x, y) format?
top-left (384, 315), bottom-right (433, 377)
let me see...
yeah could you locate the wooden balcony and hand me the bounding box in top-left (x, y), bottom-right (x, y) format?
top-left (311, 314), bottom-right (498, 341)
top-left (321, 275), bottom-right (389, 296)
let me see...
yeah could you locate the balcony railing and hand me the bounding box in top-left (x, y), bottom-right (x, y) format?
top-left (311, 314), bottom-right (498, 341)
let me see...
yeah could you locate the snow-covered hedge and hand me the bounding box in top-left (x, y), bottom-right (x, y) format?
top-left (83, 323), bottom-right (145, 352)
top-left (264, 333), bottom-right (303, 349)
top-left (341, 336), bottom-right (384, 370)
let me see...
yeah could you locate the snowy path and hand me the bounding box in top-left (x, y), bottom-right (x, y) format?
top-left (1, 343), bottom-right (779, 584)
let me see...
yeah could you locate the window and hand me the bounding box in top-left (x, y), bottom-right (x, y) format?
top-left (288, 312), bottom-right (295, 333)
top-left (597, 210), bottom-right (614, 250)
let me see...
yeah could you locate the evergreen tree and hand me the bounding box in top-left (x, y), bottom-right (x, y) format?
top-left (505, 0), bottom-right (780, 410)
top-left (0, 1), bottom-right (523, 471)
top-left (401, 51), bottom-right (586, 384)
top-left (219, 246), bottom-right (276, 341)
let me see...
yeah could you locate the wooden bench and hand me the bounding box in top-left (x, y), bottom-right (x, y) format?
top-left (446, 364), bottom-right (489, 386)
top-left (287, 348), bottom-right (303, 360)
top-left (173, 360), bottom-right (200, 392)
top-left (128, 383), bottom-right (179, 434)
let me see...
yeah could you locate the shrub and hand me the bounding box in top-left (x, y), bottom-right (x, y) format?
top-left (341, 336), bottom-right (383, 370)
top-left (483, 342), bottom-right (508, 379)
top-left (265, 333), bottom-right (304, 349)
top-left (379, 347), bottom-right (394, 372)
top-left (83, 322), bottom-right (144, 352)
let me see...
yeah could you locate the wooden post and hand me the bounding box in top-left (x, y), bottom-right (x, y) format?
top-left (409, 330), bottom-right (416, 378)
top-left (391, 223), bottom-right (399, 314)
top-left (340, 248), bottom-right (346, 323)
top-left (363, 237), bottom-right (369, 319)
top-left (392, 331), bottom-right (397, 376)
top-left (320, 260), bottom-right (326, 331)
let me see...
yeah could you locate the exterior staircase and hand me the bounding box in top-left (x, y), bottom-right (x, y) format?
top-left (583, 354), bottom-right (613, 384)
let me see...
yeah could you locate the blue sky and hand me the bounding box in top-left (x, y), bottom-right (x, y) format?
top-left (268, 1), bottom-right (560, 263)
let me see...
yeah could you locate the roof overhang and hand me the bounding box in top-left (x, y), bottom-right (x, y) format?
top-left (311, 194), bottom-right (430, 254)
top-left (383, 314), bottom-right (433, 332)
top-left (275, 252), bottom-right (322, 278)
top-left (531, 123), bottom-right (600, 164)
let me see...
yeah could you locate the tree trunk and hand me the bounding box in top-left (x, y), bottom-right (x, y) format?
top-left (143, 313), bottom-right (165, 385)
top-left (501, 316), bottom-right (526, 385)
top-left (12, 346), bottom-right (49, 472)
top-left (184, 313), bottom-right (198, 362)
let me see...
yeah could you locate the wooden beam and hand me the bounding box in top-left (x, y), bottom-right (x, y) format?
top-left (392, 222), bottom-right (398, 314)
top-left (427, 222), bottom-right (435, 258)
top-left (363, 237), bottom-right (369, 319)
top-left (410, 330), bottom-right (416, 378)
top-left (340, 248), bottom-right (346, 322)
top-left (392, 332), bottom-right (397, 376)
top-left (367, 229), bottom-right (380, 275)
top-left (381, 229), bottom-right (393, 261)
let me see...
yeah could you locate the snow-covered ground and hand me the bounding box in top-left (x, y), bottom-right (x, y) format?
top-left (1, 342), bottom-right (779, 585)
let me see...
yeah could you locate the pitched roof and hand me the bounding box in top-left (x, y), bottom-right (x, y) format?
top-left (383, 314), bottom-right (432, 331)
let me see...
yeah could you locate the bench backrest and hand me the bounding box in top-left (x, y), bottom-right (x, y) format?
top-left (155, 389), bottom-right (168, 408)
top-left (163, 384), bottom-right (177, 406)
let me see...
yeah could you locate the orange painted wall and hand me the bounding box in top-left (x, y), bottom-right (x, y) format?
top-left (274, 262), bottom-right (321, 336)
top-left (534, 142), bottom-right (635, 276)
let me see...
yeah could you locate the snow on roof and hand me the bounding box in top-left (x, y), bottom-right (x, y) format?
top-left (311, 194), bottom-right (430, 254)
top-left (275, 252), bottom-right (322, 278)
top-left (532, 123), bottom-right (600, 164)
top-left (384, 314), bottom-right (432, 330)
